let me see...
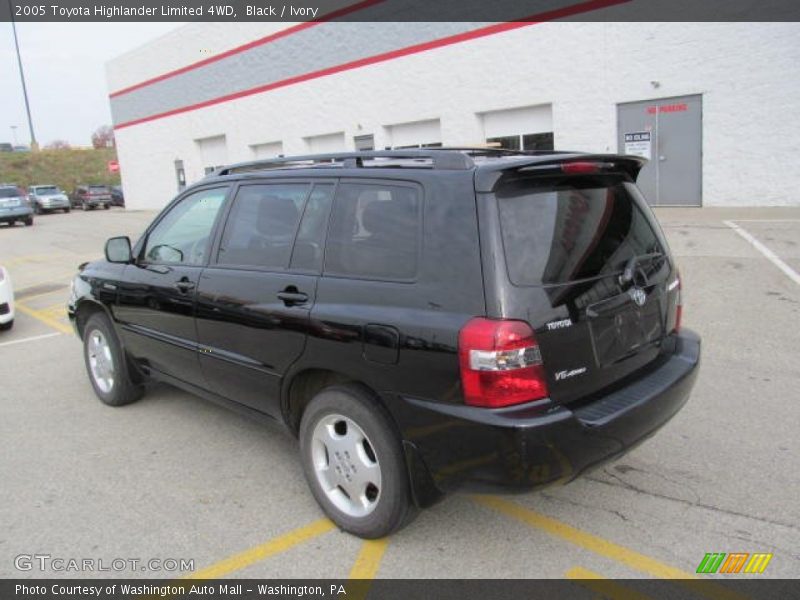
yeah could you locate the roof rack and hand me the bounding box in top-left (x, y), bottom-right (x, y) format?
top-left (212, 149), bottom-right (475, 177)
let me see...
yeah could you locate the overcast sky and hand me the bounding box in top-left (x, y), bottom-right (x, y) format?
top-left (1, 22), bottom-right (181, 147)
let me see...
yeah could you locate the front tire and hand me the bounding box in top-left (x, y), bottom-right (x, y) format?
top-left (0, 319), bottom-right (13, 331)
top-left (299, 384), bottom-right (417, 538)
top-left (24, 217), bottom-right (33, 226)
top-left (64, 207), bottom-right (70, 213)
top-left (82, 313), bottom-right (143, 406)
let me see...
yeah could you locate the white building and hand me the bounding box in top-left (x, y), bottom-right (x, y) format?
top-left (107, 21), bottom-right (800, 210)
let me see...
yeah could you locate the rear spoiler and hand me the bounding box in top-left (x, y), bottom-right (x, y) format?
top-left (475, 154), bottom-right (648, 193)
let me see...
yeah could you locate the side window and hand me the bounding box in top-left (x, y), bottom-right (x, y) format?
top-left (289, 184), bottom-right (335, 271)
top-left (217, 183), bottom-right (308, 269)
top-left (143, 187), bottom-right (227, 265)
top-left (325, 182), bottom-right (421, 280)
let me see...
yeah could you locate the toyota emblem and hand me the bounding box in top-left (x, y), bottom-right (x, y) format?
top-left (629, 287), bottom-right (647, 307)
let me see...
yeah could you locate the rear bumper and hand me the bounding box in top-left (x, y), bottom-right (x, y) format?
top-left (398, 329), bottom-right (700, 502)
top-left (0, 207), bottom-right (33, 222)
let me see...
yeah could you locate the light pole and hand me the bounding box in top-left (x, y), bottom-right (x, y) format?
top-left (10, 125), bottom-right (18, 146)
top-left (9, 2), bottom-right (38, 151)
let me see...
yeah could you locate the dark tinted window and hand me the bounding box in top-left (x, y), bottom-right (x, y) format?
top-left (144, 187), bottom-right (227, 265)
top-left (498, 176), bottom-right (666, 286)
top-left (218, 183), bottom-right (308, 269)
top-left (325, 183), bottom-right (420, 280)
top-left (290, 184), bottom-right (334, 271)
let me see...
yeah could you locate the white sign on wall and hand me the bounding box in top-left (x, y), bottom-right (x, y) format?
top-left (624, 131), bottom-right (652, 159)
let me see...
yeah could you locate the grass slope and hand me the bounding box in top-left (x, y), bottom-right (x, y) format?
top-left (0, 148), bottom-right (121, 192)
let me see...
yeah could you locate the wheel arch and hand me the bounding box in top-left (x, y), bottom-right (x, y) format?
top-left (74, 298), bottom-right (113, 339)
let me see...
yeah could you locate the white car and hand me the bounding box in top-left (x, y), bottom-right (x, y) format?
top-left (0, 265), bottom-right (14, 331)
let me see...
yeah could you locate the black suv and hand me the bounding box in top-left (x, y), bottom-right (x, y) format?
top-left (68, 149), bottom-right (700, 538)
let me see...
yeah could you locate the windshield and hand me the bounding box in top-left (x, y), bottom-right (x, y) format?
top-left (34, 186), bottom-right (59, 195)
top-left (89, 186), bottom-right (109, 193)
top-left (497, 174), bottom-right (668, 286)
top-left (0, 188), bottom-right (20, 199)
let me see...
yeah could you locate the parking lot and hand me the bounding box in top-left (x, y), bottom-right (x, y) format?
top-left (1, 206), bottom-right (798, 589)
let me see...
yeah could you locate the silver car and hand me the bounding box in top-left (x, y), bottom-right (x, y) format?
top-left (29, 185), bottom-right (71, 214)
top-left (0, 185), bottom-right (34, 227)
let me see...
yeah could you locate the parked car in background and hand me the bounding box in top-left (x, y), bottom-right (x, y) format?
top-left (0, 265), bottom-right (14, 330)
top-left (0, 184), bottom-right (34, 227)
top-left (29, 185), bottom-right (71, 214)
top-left (68, 148), bottom-right (699, 539)
top-left (110, 186), bottom-right (125, 207)
top-left (70, 185), bottom-right (112, 211)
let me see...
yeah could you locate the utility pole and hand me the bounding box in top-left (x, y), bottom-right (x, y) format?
top-left (9, 2), bottom-right (38, 151)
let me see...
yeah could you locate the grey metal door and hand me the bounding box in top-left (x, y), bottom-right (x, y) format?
top-left (617, 95), bottom-right (702, 206)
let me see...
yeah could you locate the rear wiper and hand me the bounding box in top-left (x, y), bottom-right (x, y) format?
top-left (618, 252), bottom-right (664, 285)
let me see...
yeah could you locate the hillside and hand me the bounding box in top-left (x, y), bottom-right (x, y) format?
top-left (0, 148), bottom-right (121, 192)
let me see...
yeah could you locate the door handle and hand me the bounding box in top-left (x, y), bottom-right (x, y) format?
top-left (174, 278), bottom-right (195, 293)
top-left (277, 289), bottom-right (308, 306)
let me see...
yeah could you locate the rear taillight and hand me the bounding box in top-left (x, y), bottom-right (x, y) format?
top-left (458, 318), bottom-right (549, 408)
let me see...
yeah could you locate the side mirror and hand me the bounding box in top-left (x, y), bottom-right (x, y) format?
top-left (105, 236), bottom-right (133, 263)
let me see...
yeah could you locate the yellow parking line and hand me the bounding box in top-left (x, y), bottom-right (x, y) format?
top-left (184, 519), bottom-right (335, 579)
top-left (474, 496), bottom-right (749, 600)
top-left (566, 567), bottom-right (653, 600)
top-left (14, 302), bottom-right (73, 335)
top-left (15, 287), bottom-right (68, 302)
top-left (349, 538), bottom-right (389, 579)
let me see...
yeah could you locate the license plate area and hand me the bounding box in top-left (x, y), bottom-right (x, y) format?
top-left (588, 288), bottom-right (664, 367)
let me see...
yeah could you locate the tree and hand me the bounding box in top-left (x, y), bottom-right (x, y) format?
top-left (45, 140), bottom-right (71, 150)
top-left (91, 125), bottom-right (115, 149)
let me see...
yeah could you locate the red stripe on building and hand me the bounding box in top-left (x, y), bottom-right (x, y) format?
top-left (114, 0), bottom-right (631, 130)
top-left (109, 0), bottom-right (387, 98)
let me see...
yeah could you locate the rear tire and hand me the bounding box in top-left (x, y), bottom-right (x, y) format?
top-left (299, 384), bottom-right (417, 538)
top-left (0, 319), bottom-right (13, 331)
top-left (24, 217), bottom-right (33, 226)
top-left (104, 204), bottom-right (110, 210)
top-left (82, 312), bottom-right (144, 406)
top-left (64, 208), bottom-right (70, 213)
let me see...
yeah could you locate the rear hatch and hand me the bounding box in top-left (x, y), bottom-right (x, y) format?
top-left (492, 163), bottom-right (680, 405)
top-left (88, 186), bottom-right (111, 201)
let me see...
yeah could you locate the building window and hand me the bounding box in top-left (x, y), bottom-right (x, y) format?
top-left (487, 132), bottom-right (554, 152)
top-left (393, 142), bottom-right (443, 149)
top-left (354, 134), bottom-right (375, 151)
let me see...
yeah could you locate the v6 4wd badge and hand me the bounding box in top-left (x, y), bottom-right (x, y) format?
top-left (555, 367), bottom-right (587, 381)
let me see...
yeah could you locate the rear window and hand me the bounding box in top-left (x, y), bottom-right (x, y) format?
top-left (0, 188), bottom-right (19, 198)
top-left (497, 175), bottom-right (667, 286)
top-left (89, 186), bottom-right (109, 193)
